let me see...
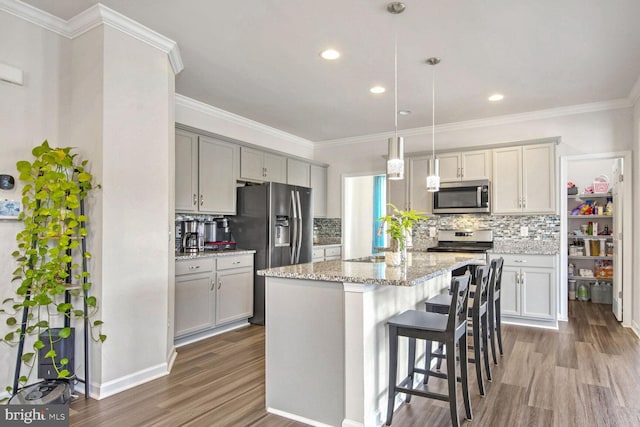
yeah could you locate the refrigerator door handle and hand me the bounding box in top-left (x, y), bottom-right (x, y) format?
top-left (290, 190), bottom-right (298, 264)
top-left (296, 190), bottom-right (303, 264)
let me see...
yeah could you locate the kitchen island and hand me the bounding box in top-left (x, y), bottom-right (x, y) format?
top-left (258, 252), bottom-right (483, 427)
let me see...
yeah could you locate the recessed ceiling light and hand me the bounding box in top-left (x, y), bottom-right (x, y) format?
top-left (488, 93), bottom-right (504, 102)
top-left (370, 86), bottom-right (386, 94)
top-left (398, 110), bottom-right (411, 116)
top-left (320, 49), bottom-right (340, 60)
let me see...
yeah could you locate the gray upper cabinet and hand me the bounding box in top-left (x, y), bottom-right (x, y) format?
top-left (310, 164), bottom-right (327, 217)
top-left (493, 143), bottom-right (555, 214)
top-left (199, 136), bottom-right (238, 214)
top-left (240, 147), bottom-right (286, 183)
top-left (175, 129), bottom-right (238, 215)
top-left (438, 150), bottom-right (491, 182)
top-left (175, 129), bottom-right (199, 212)
top-left (287, 158), bottom-right (311, 187)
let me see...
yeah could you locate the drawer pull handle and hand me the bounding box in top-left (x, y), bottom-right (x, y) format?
top-left (514, 260), bottom-right (526, 263)
top-left (189, 265), bottom-right (200, 269)
top-left (233, 261), bottom-right (240, 264)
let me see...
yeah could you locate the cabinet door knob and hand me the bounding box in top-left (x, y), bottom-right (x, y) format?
top-left (210, 279), bottom-right (215, 290)
top-left (200, 195), bottom-right (204, 206)
top-left (460, 167), bottom-right (464, 177)
top-left (193, 194), bottom-right (197, 206)
top-left (218, 280), bottom-right (222, 290)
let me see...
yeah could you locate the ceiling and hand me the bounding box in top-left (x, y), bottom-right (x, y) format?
top-left (23, 0), bottom-right (640, 142)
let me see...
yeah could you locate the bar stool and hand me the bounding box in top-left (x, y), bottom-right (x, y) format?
top-left (423, 265), bottom-right (492, 396)
top-left (385, 274), bottom-right (472, 427)
top-left (488, 257), bottom-right (505, 363)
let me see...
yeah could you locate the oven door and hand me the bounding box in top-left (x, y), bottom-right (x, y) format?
top-left (432, 180), bottom-right (490, 214)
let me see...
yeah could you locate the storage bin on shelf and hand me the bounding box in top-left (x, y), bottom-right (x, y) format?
top-left (592, 175), bottom-right (609, 193)
top-left (590, 282), bottom-right (613, 304)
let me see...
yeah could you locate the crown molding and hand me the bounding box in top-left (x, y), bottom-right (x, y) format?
top-left (317, 98), bottom-right (633, 147)
top-left (0, 0), bottom-right (183, 74)
top-left (175, 94), bottom-right (314, 149)
top-left (0, 0), bottom-right (68, 35)
top-left (629, 75), bottom-right (640, 105)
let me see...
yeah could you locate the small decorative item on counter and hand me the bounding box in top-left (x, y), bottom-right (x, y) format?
top-left (567, 181), bottom-right (578, 195)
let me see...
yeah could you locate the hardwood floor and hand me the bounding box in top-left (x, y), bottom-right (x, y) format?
top-left (70, 301), bottom-right (640, 426)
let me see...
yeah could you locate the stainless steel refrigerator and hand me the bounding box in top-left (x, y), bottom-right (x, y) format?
top-left (231, 182), bottom-right (313, 325)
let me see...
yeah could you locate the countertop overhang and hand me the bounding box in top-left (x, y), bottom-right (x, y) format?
top-left (258, 252), bottom-right (484, 286)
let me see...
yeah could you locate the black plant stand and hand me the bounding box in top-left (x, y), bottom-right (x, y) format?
top-left (12, 198), bottom-right (91, 400)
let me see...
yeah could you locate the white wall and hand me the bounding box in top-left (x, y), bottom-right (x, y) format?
top-left (633, 99), bottom-right (640, 334)
top-left (0, 11), bottom-right (69, 394)
top-left (343, 176), bottom-right (374, 259)
top-left (316, 107), bottom-right (634, 218)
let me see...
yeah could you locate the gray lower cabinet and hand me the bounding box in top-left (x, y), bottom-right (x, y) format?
top-left (175, 258), bottom-right (215, 337)
top-left (175, 254), bottom-right (254, 339)
top-left (312, 245), bottom-right (342, 262)
top-left (215, 255), bottom-right (254, 325)
top-left (491, 253), bottom-right (557, 326)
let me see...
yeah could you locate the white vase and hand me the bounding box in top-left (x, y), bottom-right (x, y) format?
top-left (385, 251), bottom-right (402, 266)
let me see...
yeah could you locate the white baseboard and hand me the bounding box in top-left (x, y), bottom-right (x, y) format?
top-left (267, 407), bottom-right (334, 427)
top-left (174, 320), bottom-right (250, 348)
top-left (501, 318), bottom-right (559, 330)
top-left (631, 321), bottom-right (640, 338)
top-left (94, 361), bottom-right (170, 400)
top-left (166, 346), bottom-right (177, 372)
top-left (342, 420), bottom-right (364, 427)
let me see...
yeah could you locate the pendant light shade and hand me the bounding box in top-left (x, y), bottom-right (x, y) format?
top-left (426, 158), bottom-right (440, 191)
top-left (387, 136), bottom-right (404, 179)
top-left (426, 57), bottom-right (441, 192)
top-left (386, 2), bottom-right (406, 181)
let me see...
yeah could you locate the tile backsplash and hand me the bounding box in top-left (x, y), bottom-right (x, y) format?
top-left (314, 218), bottom-right (341, 242)
top-left (312, 214), bottom-right (559, 250)
top-left (411, 214), bottom-right (560, 250)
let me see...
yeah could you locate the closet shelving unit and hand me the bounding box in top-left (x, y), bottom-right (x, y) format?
top-left (567, 192), bottom-right (614, 299)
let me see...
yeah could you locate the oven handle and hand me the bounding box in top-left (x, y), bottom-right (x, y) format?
top-left (477, 186), bottom-right (482, 206)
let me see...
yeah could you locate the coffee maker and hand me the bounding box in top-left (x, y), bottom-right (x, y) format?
top-left (180, 218), bottom-right (203, 253)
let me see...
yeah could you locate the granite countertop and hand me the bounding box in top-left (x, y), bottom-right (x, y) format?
top-left (313, 239), bottom-right (342, 247)
top-left (490, 239), bottom-right (559, 255)
top-left (258, 252), bottom-right (483, 287)
top-left (175, 249), bottom-right (256, 260)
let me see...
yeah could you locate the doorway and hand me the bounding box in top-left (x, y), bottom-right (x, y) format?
top-left (560, 152), bottom-right (632, 326)
top-left (342, 173), bottom-right (387, 260)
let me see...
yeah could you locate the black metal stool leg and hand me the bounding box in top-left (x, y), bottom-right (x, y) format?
top-left (406, 337), bottom-right (416, 403)
top-left (423, 340), bottom-right (432, 384)
top-left (496, 298), bottom-right (504, 355)
top-left (386, 325), bottom-right (399, 426)
top-left (488, 303), bottom-right (498, 365)
top-left (459, 334), bottom-right (472, 420)
top-left (446, 337), bottom-right (460, 427)
top-left (482, 312), bottom-right (492, 382)
top-left (472, 317), bottom-right (485, 396)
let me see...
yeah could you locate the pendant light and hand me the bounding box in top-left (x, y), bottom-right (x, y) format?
top-left (426, 57), bottom-right (441, 192)
top-left (386, 2), bottom-right (406, 180)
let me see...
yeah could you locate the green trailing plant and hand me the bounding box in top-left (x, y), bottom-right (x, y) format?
top-left (0, 140), bottom-right (105, 397)
top-left (378, 203), bottom-right (427, 251)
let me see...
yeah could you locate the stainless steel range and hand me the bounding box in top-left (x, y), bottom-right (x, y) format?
top-left (427, 229), bottom-right (493, 269)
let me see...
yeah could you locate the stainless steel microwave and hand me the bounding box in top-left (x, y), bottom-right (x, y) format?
top-left (432, 180), bottom-right (491, 214)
